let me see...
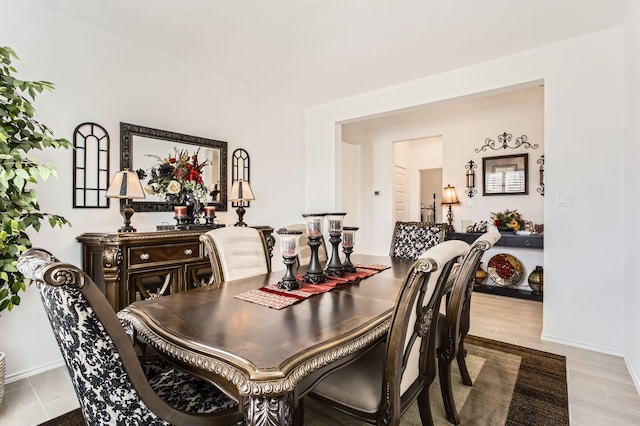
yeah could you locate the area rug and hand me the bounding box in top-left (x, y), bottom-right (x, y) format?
top-left (39, 335), bottom-right (569, 425)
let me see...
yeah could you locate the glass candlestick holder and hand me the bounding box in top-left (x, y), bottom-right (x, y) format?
top-left (277, 229), bottom-right (303, 291)
top-left (203, 205), bottom-right (216, 225)
top-left (302, 213), bottom-right (328, 284)
top-left (325, 212), bottom-right (347, 277)
top-left (174, 206), bottom-right (189, 229)
top-left (342, 226), bottom-right (359, 273)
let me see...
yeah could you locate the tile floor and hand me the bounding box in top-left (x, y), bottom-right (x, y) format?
top-left (1, 293), bottom-right (639, 425)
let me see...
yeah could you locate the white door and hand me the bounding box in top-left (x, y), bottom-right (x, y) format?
top-left (393, 165), bottom-right (407, 223)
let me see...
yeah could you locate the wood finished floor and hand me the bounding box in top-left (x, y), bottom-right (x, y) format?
top-left (0, 293), bottom-right (639, 425)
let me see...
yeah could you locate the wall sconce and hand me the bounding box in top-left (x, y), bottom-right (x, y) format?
top-left (465, 160), bottom-right (477, 198)
top-left (229, 179), bottom-right (255, 226)
top-left (537, 155), bottom-right (545, 196)
top-left (442, 184), bottom-right (460, 233)
top-left (105, 169), bottom-right (146, 233)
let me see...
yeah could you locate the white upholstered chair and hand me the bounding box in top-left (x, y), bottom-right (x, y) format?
top-left (281, 223), bottom-right (328, 266)
top-left (200, 226), bottom-right (271, 286)
top-left (437, 231), bottom-right (501, 424)
top-left (307, 240), bottom-right (470, 426)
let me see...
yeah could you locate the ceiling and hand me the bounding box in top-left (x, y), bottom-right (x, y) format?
top-left (29, 0), bottom-right (631, 106)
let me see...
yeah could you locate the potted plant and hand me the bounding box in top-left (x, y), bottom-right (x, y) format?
top-left (0, 46), bottom-right (72, 400)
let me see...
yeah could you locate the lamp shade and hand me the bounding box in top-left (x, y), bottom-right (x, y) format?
top-left (106, 169), bottom-right (146, 200)
top-left (442, 184), bottom-right (460, 205)
top-left (229, 179), bottom-right (255, 202)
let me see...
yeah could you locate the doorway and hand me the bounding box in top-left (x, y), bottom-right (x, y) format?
top-left (393, 165), bottom-right (407, 223)
top-left (419, 168), bottom-right (442, 222)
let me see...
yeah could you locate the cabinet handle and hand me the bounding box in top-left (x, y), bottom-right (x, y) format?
top-left (184, 249), bottom-right (193, 256)
top-left (140, 253), bottom-right (150, 260)
top-left (524, 240), bottom-right (531, 246)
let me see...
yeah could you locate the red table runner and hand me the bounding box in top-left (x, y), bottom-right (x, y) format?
top-left (234, 264), bottom-right (390, 309)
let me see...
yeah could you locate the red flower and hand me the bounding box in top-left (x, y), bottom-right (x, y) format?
top-left (169, 157), bottom-right (177, 163)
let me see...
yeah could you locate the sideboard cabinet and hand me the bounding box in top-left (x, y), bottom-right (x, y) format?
top-left (445, 231), bottom-right (544, 301)
top-left (77, 227), bottom-right (274, 311)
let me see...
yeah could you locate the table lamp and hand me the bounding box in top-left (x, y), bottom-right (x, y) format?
top-left (106, 169), bottom-right (146, 232)
top-left (442, 184), bottom-right (460, 233)
top-left (229, 179), bottom-right (255, 226)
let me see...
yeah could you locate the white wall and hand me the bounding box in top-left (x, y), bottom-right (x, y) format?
top-left (340, 86), bottom-right (544, 254)
top-left (306, 29), bottom-right (626, 354)
top-left (623, 1), bottom-right (640, 390)
top-left (1, 1), bottom-right (305, 379)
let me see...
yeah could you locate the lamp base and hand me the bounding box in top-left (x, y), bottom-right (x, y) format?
top-left (118, 203), bottom-right (137, 233)
top-left (234, 206), bottom-right (248, 227)
top-left (446, 205), bottom-right (455, 233)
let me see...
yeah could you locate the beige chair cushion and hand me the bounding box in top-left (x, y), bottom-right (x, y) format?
top-left (205, 227), bottom-right (269, 282)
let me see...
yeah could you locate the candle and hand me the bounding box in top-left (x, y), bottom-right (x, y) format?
top-left (307, 219), bottom-right (322, 237)
top-left (281, 239), bottom-right (297, 257)
top-left (328, 219), bottom-right (342, 232)
top-left (174, 206), bottom-right (187, 218)
top-left (204, 206), bottom-right (216, 217)
top-left (342, 231), bottom-right (354, 248)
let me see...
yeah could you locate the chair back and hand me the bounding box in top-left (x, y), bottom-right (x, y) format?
top-left (282, 223), bottom-right (328, 265)
top-left (440, 231), bottom-right (501, 359)
top-left (200, 226), bottom-right (271, 285)
top-left (383, 240), bottom-right (470, 421)
top-left (389, 221), bottom-right (446, 259)
top-left (16, 248), bottom-right (240, 426)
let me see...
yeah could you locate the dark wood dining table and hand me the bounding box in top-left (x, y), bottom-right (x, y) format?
top-left (118, 254), bottom-right (414, 426)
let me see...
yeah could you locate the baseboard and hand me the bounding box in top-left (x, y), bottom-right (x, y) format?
top-left (5, 359), bottom-right (66, 384)
top-left (625, 357), bottom-right (640, 396)
top-left (540, 332), bottom-right (624, 357)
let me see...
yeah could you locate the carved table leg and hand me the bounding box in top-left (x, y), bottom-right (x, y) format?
top-left (243, 393), bottom-right (294, 426)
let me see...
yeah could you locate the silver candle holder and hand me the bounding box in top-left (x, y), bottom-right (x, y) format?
top-left (342, 226), bottom-right (359, 273)
top-left (277, 229), bottom-right (303, 291)
top-left (302, 213), bottom-right (328, 284)
top-left (325, 212), bottom-right (346, 277)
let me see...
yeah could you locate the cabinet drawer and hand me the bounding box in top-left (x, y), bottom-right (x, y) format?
top-left (503, 236), bottom-right (543, 249)
top-left (128, 242), bottom-right (202, 266)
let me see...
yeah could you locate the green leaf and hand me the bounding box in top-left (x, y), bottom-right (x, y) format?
top-left (0, 45), bottom-right (70, 315)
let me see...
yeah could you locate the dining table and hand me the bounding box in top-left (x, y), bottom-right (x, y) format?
top-left (118, 254), bottom-right (415, 426)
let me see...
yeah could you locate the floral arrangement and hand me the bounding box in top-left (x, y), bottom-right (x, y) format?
top-left (490, 209), bottom-right (525, 231)
top-left (136, 148), bottom-right (210, 204)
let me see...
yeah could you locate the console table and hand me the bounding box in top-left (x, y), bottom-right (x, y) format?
top-left (445, 232), bottom-right (544, 301)
top-left (77, 226), bottom-right (274, 311)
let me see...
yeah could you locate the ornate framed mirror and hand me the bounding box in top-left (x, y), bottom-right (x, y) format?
top-left (120, 122), bottom-right (228, 212)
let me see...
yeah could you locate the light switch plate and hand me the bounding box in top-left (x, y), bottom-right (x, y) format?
top-left (556, 193), bottom-right (574, 207)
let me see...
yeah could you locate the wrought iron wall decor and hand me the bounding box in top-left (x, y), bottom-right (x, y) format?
top-left (73, 122), bottom-right (110, 208)
top-left (537, 155), bottom-right (545, 196)
top-left (465, 160), bottom-right (477, 198)
top-left (231, 148), bottom-right (251, 208)
top-left (475, 132), bottom-right (538, 153)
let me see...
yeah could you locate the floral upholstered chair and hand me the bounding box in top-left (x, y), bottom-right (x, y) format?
top-left (389, 221), bottom-right (447, 259)
top-left (17, 248), bottom-right (243, 426)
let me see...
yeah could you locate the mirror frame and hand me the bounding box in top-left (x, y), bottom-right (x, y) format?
top-left (120, 122), bottom-right (228, 212)
top-left (482, 153), bottom-right (529, 196)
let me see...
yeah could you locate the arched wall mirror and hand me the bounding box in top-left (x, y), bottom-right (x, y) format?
top-left (231, 148), bottom-right (250, 208)
top-left (73, 122), bottom-right (110, 208)
top-left (120, 122), bottom-right (228, 212)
